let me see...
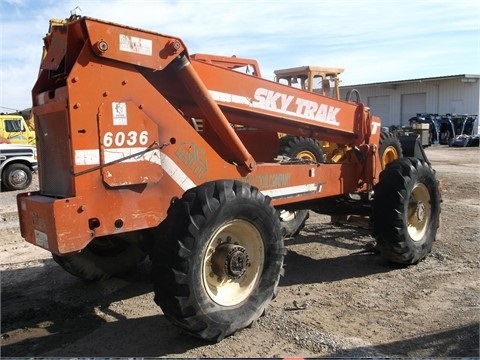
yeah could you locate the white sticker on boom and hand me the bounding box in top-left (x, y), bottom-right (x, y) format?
top-left (119, 34), bottom-right (152, 56)
top-left (112, 102), bottom-right (127, 125)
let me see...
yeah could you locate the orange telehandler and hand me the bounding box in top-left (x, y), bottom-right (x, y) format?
top-left (17, 15), bottom-right (441, 342)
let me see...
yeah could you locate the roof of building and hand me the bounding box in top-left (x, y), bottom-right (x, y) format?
top-left (342, 74), bottom-right (480, 88)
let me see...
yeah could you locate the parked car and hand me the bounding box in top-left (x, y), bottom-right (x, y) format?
top-left (0, 143), bottom-right (38, 191)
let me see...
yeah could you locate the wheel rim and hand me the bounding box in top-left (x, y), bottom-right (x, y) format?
top-left (203, 219), bottom-right (264, 307)
top-left (296, 150), bottom-right (316, 161)
top-left (9, 169), bottom-right (28, 187)
top-left (407, 183), bottom-right (431, 241)
top-left (381, 145), bottom-right (398, 168)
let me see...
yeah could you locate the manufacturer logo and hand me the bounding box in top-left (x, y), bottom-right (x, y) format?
top-left (175, 142), bottom-right (208, 180)
top-left (252, 87), bottom-right (340, 126)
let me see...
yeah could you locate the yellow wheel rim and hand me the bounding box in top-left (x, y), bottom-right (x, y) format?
top-left (296, 150), bottom-right (317, 161)
top-left (407, 183), bottom-right (431, 241)
top-left (381, 145), bottom-right (399, 169)
top-left (202, 220), bottom-right (264, 306)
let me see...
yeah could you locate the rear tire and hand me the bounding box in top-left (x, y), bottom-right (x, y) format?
top-left (151, 180), bottom-right (284, 342)
top-left (52, 233), bottom-right (147, 281)
top-left (372, 158), bottom-right (441, 264)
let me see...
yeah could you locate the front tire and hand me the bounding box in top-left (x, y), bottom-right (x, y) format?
top-left (372, 158), bottom-right (441, 264)
top-left (278, 209), bottom-right (309, 238)
top-left (379, 131), bottom-right (402, 170)
top-left (1, 163), bottom-right (32, 191)
top-left (151, 180), bottom-right (284, 342)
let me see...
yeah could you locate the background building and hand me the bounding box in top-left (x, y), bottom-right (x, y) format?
top-left (340, 74), bottom-right (480, 130)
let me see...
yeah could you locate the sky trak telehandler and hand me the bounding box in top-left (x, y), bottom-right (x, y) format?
top-left (17, 15), bottom-right (441, 342)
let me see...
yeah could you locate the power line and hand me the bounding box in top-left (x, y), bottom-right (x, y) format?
top-left (0, 106), bottom-right (21, 112)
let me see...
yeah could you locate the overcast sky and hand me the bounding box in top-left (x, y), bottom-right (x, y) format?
top-left (0, 0), bottom-right (479, 112)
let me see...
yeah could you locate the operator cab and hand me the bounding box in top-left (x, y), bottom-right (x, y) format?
top-left (274, 65), bottom-right (344, 99)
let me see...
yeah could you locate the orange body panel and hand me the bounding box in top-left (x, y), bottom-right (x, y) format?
top-left (19, 16), bottom-right (383, 254)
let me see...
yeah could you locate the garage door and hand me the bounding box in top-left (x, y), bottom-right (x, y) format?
top-left (368, 95), bottom-right (391, 127)
top-left (401, 93), bottom-right (426, 125)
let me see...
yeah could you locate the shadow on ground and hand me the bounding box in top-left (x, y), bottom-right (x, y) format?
top-left (329, 323), bottom-right (479, 358)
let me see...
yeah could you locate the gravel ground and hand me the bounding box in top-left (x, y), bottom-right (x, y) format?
top-left (1, 145), bottom-right (479, 357)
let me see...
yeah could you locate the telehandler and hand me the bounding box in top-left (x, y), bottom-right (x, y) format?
top-left (17, 15), bottom-right (441, 342)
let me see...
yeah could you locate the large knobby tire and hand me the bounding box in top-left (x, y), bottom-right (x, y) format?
top-left (279, 135), bottom-right (325, 163)
top-left (278, 209), bottom-right (309, 238)
top-left (379, 131), bottom-right (403, 170)
top-left (1, 163), bottom-right (32, 191)
top-left (52, 233), bottom-right (147, 281)
top-left (151, 180), bottom-right (285, 342)
top-left (278, 136), bottom-right (324, 237)
top-left (372, 157), bottom-right (441, 264)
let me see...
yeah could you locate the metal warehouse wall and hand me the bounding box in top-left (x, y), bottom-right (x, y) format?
top-left (340, 76), bottom-right (480, 128)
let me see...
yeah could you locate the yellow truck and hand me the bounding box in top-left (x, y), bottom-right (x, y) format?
top-left (0, 113), bottom-right (36, 145)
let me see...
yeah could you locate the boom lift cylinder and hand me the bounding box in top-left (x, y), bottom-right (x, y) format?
top-left (173, 55), bottom-right (256, 171)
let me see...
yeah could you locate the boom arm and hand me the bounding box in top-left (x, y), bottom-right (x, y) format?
top-left (37, 17), bottom-right (375, 156)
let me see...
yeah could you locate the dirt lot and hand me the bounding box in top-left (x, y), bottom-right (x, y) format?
top-left (1, 145), bottom-right (479, 358)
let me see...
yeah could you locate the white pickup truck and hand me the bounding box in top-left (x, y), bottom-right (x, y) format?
top-left (0, 144), bottom-right (38, 191)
